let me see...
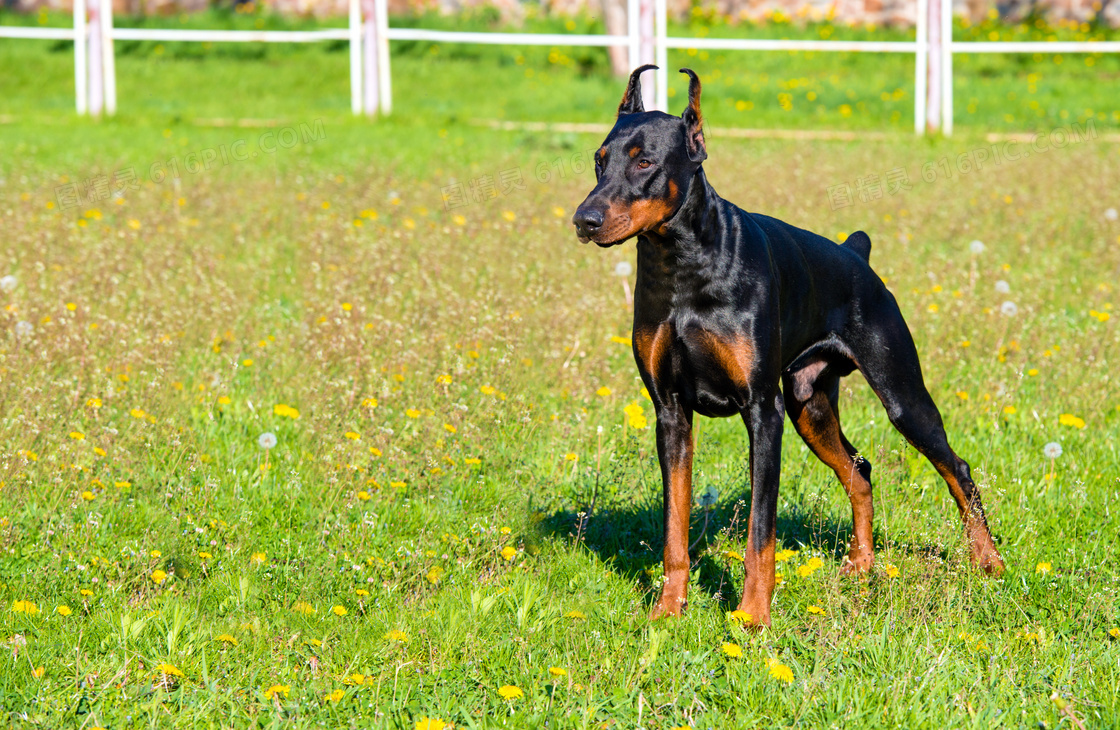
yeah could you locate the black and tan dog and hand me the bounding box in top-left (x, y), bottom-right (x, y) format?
top-left (572, 66), bottom-right (1005, 627)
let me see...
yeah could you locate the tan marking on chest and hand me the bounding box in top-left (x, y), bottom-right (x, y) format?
top-left (634, 323), bottom-right (673, 376)
top-left (696, 332), bottom-right (755, 387)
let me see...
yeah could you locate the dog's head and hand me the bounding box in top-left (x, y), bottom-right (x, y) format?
top-left (572, 66), bottom-right (707, 247)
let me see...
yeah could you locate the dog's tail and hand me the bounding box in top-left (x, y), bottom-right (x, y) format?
top-left (842, 230), bottom-right (872, 263)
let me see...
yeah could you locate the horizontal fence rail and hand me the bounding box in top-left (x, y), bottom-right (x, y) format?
top-left (1, 0), bottom-right (1117, 134)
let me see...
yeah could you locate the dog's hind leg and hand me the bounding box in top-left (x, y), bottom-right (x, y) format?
top-left (850, 306), bottom-right (1005, 575)
top-left (783, 369), bottom-right (875, 574)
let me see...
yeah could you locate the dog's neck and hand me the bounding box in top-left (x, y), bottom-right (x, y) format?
top-left (634, 168), bottom-right (742, 312)
top-left (645, 167), bottom-right (729, 252)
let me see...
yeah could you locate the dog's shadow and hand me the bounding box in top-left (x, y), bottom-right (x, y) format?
top-left (536, 486), bottom-right (950, 612)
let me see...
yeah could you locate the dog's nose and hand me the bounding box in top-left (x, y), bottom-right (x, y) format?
top-left (572, 208), bottom-right (604, 238)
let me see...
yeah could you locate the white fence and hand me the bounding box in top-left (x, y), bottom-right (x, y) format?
top-left (2, 0), bottom-right (1119, 135)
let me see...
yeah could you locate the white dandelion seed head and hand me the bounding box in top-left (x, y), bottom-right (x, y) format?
top-left (258, 432), bottom-right (277, 450)
top-left (1000, 301), bottom-right (1018, 317)
top-left (0, 275), bottom-right (16, 293)
top-left (1105, 207), bottom-right (1118, 221)
top-left (969, 240), bottom-right (986, 255)
top-left (614, 261), bottom-right (633, 277)
top-left (15, 320), bottom-right (33, 337)
top-left (1043, 442), bottom-right (1063, 459)
top-left (995, 280), bottom-right (1011, 294)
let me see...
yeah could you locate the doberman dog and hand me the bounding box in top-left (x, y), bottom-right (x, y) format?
top-left (572, 66), bottom-right (1005, 627)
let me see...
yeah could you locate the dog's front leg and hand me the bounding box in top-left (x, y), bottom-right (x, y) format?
top-left (649, 394), bottom-right (694, 619)
top-left (737, 392), bottom-right (784, 628)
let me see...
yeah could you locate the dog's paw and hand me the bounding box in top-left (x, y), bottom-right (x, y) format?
top-left (839, 552), bottom-right (874, 576)
top-left (649, 595), bottom-right (687, 620)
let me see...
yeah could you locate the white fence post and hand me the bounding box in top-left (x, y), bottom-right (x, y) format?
top-left (626, 0), bottom-right (640, 74)
top-left (654, 0), bottom-right (667, 112)
top-left (74, 0), bottom-right (87, 114)
top-left (639, 0), bottom-right (655, 110)
top-left (941, 0), bottom-right (953, 135)
top-left (87, 0), bottom-right (103, 116)
top-left (101, 0), bottom-right (116, 115)
top-left (925, 0), bottom-right (941, 133)
top-left (361, 0), bottom-right (378, 116)
top-left (349, 0), bottom-right (362, 114)
top-left (375, 0), bottom-right (390, 114)
top-left (914, 0), bottom-right (926, 135)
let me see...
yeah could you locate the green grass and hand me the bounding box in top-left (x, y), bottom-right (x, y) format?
top-left (2, 10), bottom-right (1120, 729)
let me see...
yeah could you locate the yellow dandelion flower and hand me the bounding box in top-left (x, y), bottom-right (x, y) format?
top-left (501, 546), bottom-right (517, 561)
top-left (362, 397), bottom-right (378, 408)
top-left (273, 404), bottom-right (300, 419)
top-left (436, 374), bottom-right (452, 384)
top-left (956, 391), bottom-right (969, 400)
top-left (728, 610), bottom-right (752, 624)
top-left (326, 689), bottom-right (345, 703)
top-left (344, 431), bottom-right (361, 440)
top-left (884, 563), bottom-right (900, 578)
top-left (501, 211), bottom-right (516, 222)
top-left (596, 386), bottom-right (612, 397)
top-left (610, 335), bottom-right (631, 345)
top-left (69, 431), bottom-right (85, 440)
top-left (767, 659), bottom-right (794, 684)
top-left (150, 569), bottom-right (168, 584)
top-left (250, 552), bottom-right (266, 566)
top-left (156, 663), bottom-right (184, 677)
top-left (385, 629), bottom-right (410, 642)
top-left (32, 666), bottom-right (45, 679)
top-left (724, 550), bottom-right (743, 561)
top-left (86, 398), bottom-right (102, 408)
top-left (480, 385), bottom-right (496, 395)
top-left (1109, 627), bottom-right (1120, 639)
top-left (564, 452), bottom-right (578, 462)
top-left (1003, 405), bottom-right (1017, 415)
top-left (552, 206), bottom-right (566, 217)
top-left (216, 634), bottom-right (238, 645)
top-left (12, 600), bottom-right (41, 614)
top-left (80, 490), bottom-right (95, 501)
top-left (796, 557), bottom-right (824, 577)
top-left (57, 605), bottom-right (72, 616)
top-left (1058, 413), bottom-right (1085, 429)
top-left (293, 601), bottom-right (316, 615)
top-left (497, 685), bottom-right (523, 700)
top-left (807, 605), bottom-right (825, 615)
top-left (623, 401), bottom-right (647, 429)
top-left (369, 447), bottom-right (382, 457)
top-left (405, 408), bottom-right (421, 418)
top-left (198, 551), bottom-right (212, 560)
top-left (264, 684), bottom-right (290, 699)
top-left (332, 605), bottom-right (348, 616)
top-left (356, 588), bottom-right (370, 596)
top-left (357, 490), bottom-right (371, 501)
top-left (775, 549), bottom-right (799, 562)
top-left (415, 719), bottom-right (450, 730)
top-left (241, 359), bottom-right (253, 367)
top-left (80, 589), bottom-right (93, 596)
top-left (443, 423), bottom-right (457, 433)
top-left (426, 566), bottom-right (445, 584)
top-left (565, 610), bottom-right (586, 620)
top-left (1036, 562), bottom-right (1052, 574)
top-left (464, 457), bottom-right (481, 465)
top-left (721, 643), bottom-right (743, 658)
top-left (548, 666), bottom-right (567, 677)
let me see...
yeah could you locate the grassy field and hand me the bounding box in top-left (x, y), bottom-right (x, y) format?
top-left (2, 9), bottom-right (1120, 729)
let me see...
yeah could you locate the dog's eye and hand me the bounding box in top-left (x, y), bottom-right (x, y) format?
top-left (637, 160), bottom-right (652, 169)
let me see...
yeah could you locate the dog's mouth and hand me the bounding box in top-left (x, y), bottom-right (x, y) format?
top-left (575, 220), bottom-right (633, 248)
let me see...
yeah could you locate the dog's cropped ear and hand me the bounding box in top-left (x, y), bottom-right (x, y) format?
top-left (679, 68), bottom-right (707, 163)
top-left (618, 64), bottom-right (658, 117)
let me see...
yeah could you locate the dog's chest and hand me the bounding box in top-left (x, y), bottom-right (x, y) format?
top-left (635, 321), bottom-right (755, 415)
